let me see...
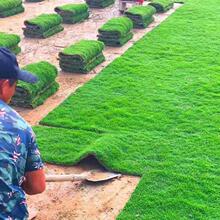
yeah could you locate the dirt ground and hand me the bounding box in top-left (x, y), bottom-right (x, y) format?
top-left (0, 1), bottom-right (182, 219)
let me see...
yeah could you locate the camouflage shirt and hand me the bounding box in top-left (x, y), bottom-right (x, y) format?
top-left (0, 100), bottom-right (44, 220)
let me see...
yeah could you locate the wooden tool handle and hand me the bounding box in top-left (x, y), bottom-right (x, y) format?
top-left (46, 173), bottom-right (89, 182)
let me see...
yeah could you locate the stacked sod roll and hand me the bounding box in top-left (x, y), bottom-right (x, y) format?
top-left (86, 0), bottom-right (115, 9)
top-left (59, 40), bottom-right (105, 73)
top-left (11, 61), bottom-right (59, 108)
top-left (55, 3), bottom-right (89, 24)
top-left (149, 0), bottom-right (174, 13)
top-left (0, 0), bottom-right (24, 18)
top-left (98, 17), bottom-right (133, 47)
top-left (125, 5), bottom-right (156, 29)
top-left (23, 14), bottom-right (64, 38)
top-left (0, 32), bottom-right (21, 54)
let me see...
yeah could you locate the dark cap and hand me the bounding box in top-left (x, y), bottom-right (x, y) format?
top-left (0, 47), bottom-right (38, 83)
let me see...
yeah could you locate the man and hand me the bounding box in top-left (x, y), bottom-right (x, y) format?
top-left (0, 48), bottom-right (46, 220)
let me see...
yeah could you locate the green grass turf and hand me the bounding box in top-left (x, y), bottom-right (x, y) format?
top-left (125, 5), bottom-right (156, 19)
top-left (0, 0), bottom-right (22, 12)
top-left (55, 3), bottom-right (89, 24)
top-left (11, 61), bottom-right (59, 108)
top-left (36, 0), bottom-right (220, 218)
top-left (59, 40), bottom-right (104, 64)
top-left (98, 17), bottom-right (133, 38)
top-left (55, 3), bottom-right (89, 15)
top-left (125, 5), bottom-right (156, 28)
top-left (24, 14), bottom-right (63, 32)
top-left (149, 0), bottom-right (174, 12)
top-left (24, 14), bottom-right (63, 38)
top-left (0, 32), bottom-right (21, 54)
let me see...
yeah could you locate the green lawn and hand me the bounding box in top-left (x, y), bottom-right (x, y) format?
top-left (35, 0), bottom-right (220, 218)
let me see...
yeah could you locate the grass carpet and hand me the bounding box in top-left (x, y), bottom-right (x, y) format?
top-left (98, 17), bottom-right (133, 47)
top-left (36, 0), bottom-right (220, 218)
top-left (11, 61), bottom-right (59, 108)
top-left (149, 0), bottom-right (174, 13)
top-left (23, 14), bottom-right (64, 38)
top-left (0, 0), bottom-right (24, 17)
top-left (125, 5), bottom-right (156, 28)
top-left (86, 0), bottom-right (115, 9)
top-left (59, 40), bottom-right (105, 73)
top-left (0, 32), bottom-right (21, 54)
top-left (55, 3), bottom-right (89, 24)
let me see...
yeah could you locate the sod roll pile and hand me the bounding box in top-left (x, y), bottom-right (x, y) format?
top-left (23, 14), bottom-right (64, 38)
top-left (0, 0), bottom-right (24, 18)
top-left (125, 5), bottom-right (156, 28)
top-left (55, 3), bottom-right (89, 24)
top-left (59, 40), bottom-right (105, 73)
top-left (86, 0), bottom-right (115, 9)
top-left (0, 32), bottom-right (21, 54)
top-left (149, 0), bottom-right (174, 13)
top-left (98, 17), bottom-right (133, 47)
top-left (11, 61), bottom-right (59, 108)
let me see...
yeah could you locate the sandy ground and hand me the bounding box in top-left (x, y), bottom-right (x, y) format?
top-left (0, 1), bottom-right (182, 219)
top-left (27, 157), bottom-right (140, 220)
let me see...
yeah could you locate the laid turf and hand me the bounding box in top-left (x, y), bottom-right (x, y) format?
top-left (0, 32), bottom-right (21, 54)
top-left (0, 0), bottom-right (24, 17)
top-left (23, 14), bottom-right (63, 38)
top-left (149, 0), bottom-right (174, 12)
top-left (59, 40), bottom-right (105, 73)
top-left (55, 3), bottom-right (89, 24)
top-left (36, 0), bottom-right (220, 218)
top-left (98, 17), bottom-right (133, 46)
top-left (125, 5), bottom-right (156, 28)
top-left (11, 61), bottom-right (59, 108)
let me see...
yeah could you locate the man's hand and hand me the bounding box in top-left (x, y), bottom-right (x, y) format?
top-left (22, 169), bottom-right (46, 195)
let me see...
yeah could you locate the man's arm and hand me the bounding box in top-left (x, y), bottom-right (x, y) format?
top-left (22, 169), bottom-right (46, 195)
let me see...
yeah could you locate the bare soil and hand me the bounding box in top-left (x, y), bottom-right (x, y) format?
top-left (27, 157), bottom-right (140, 220)
top-left (0, 1), bottom-right (182, 219)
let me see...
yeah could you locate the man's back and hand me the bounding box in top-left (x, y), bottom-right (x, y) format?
top-left (0, 100), bottom-right (43, 220)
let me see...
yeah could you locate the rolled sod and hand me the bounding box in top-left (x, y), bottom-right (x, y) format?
top-left (55, 3), bottom-right (89, 24)
top-left (23, 14), bottom-right (64, 38)
top-left (125, 5), bottom-right (156, 28)
top-left (98, 17), bottom-right (133, 47)
top-left (0, 0), bottom-right (24, 18)
top-left (149, 0), bottom-right (174, 13)
top-left (11, 61), bottom-right (59, 108)
top-left (86, 0), bottom-right (115, 9)
top-left (59, 40), bottom-right (105, 73)
top-left (0, 32), bottom-right (21, 54)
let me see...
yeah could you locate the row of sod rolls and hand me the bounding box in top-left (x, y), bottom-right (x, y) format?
top-left (23, 14), bottom-right (64, 38)
top-left (125, 5), bottom-right (156, 29)
top-left (149, 0), bottom-right (174, 13)
top-left (59, 40), bottom-right (105, 73)
top-left (98, 17), bottom-right (133, 47)
top-left (0, 32), bottom-right (21, 54)
top-left (11, 61), bottom-right (59, 108)
top-left (55, 3), bottom-right (89, 24)
top-left (0, 0), bottom-right (24, 18)
top-left (86, 0), bottom-right (115, 9)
